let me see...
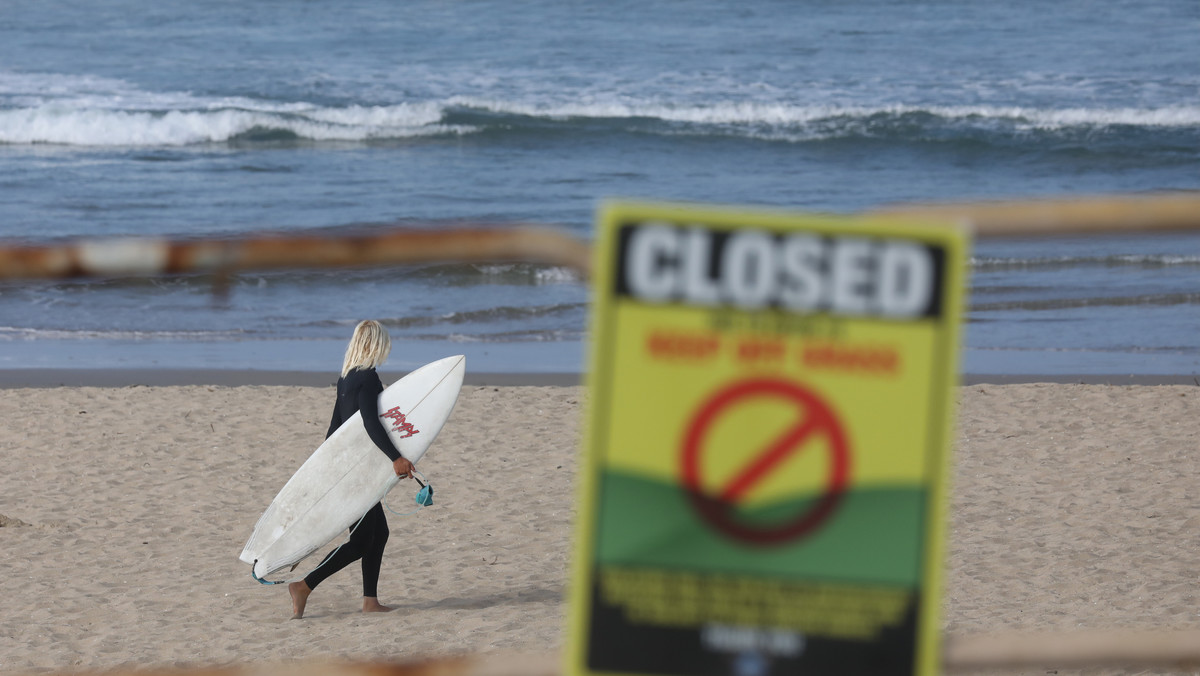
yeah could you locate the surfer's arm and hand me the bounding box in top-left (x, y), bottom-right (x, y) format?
top-left (326, 403), bottom-right (341, 439)
top-left (357, 386), bottom-right (403, 463)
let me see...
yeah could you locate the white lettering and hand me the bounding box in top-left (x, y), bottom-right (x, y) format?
top-left (625, 224), bottom-right (678, 302)
top-left (722, 231), bottom-right (776, 308)
top-left (829, 238), bottom-right (874, 315)
top-left (682, 228), bottom-right (720, 305)
top-left (877, 242), bottom-right (934, 317)
top-left (779, 234), bottom-right (825, 310)
top-left (701, 624), bottom-right (805, 658)
top-left (621, 225), bottom-right (937, 319)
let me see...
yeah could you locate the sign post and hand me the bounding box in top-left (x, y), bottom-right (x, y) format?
top-left (567, 201), bottom-right (969, 676)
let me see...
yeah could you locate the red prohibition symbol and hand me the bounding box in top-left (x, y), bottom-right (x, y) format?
top-left (680, 378), bottom-right (851, 546)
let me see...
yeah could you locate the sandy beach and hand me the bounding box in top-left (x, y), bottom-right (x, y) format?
top-left (2, 375), bottom-right (1198, 675)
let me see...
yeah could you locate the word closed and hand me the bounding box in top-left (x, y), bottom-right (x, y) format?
top-left (618, 224), bottom-right (942, 318)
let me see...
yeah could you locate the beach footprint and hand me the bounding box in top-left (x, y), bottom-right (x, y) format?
top-left (0, 513), bottom-right (31, 528)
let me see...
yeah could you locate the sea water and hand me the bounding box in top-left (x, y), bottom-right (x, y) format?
top-left (1, 0), bottom-right (1198, 376)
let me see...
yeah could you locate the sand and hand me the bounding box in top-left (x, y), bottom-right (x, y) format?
top-left (1, 378), bottom-right (1198, 675)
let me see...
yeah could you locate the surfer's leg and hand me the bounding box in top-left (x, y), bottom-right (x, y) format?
top-left (300, 509), bottom-right (375, 607)
top-left (361, 504), bottom-right (394, 613)
top-left (302, 540), bottom-right (364, 593)
top-left (363, 597), bottom-right (394, 613)
top-left (288, 580), bottom-right (312, 619)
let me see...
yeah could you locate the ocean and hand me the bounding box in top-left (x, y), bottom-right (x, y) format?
top-left (1, 0), bottom-right (1198, 377)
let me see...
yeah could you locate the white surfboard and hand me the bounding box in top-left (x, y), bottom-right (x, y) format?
top-left (240, 355), bottom-right (465, 580)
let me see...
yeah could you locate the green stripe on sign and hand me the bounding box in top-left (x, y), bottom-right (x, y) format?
top-left (594, 471), bottom-right (926, 587)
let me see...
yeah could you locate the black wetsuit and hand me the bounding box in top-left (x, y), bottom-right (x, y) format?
top-left (303, 367), bottom-right (399, 597)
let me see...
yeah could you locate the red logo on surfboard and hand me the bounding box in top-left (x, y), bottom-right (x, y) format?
top-left (380, 407), bottom-right (420, 438)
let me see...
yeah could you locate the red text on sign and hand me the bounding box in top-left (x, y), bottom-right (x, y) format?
top-left (380, 407), bottom-right (420, 438)
top-left (801, 343), bottom-right (899, 375)
top-left (646, 331), bottom-right (721, 361)
top-left (737, 338), bottom-right (786, 364)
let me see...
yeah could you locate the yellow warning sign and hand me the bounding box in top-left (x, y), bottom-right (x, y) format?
top-left (567, 201), bottom-right (969, 676)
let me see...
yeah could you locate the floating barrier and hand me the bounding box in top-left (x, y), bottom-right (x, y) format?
top-left (0, 225), bottom-right (593, 281)
top-left (2, 192), bottom-right (1198, 282)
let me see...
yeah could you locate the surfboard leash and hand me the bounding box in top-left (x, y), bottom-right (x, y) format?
top-left (383, 469), bottom-right (434, 517)
top-left (250, 471), bottom-right (431, 585)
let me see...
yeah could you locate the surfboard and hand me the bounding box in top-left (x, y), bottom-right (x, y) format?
top-left (239, 354), bottom-right (465, 580)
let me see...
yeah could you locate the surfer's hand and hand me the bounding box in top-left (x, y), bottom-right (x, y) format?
top-left (393, 457), bottom-right (415, 479)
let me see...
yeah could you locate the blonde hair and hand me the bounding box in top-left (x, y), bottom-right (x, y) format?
top-left (341, 320), bottom-right (392, 377)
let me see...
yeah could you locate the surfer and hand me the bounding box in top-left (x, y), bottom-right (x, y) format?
top-left (288, 319), bottom-right (415, 619)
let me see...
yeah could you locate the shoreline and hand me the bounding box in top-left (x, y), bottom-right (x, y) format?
top-left (1, 368), bottom-right (1198, 388)
top-left (0, 368), bottom-right (584, 388)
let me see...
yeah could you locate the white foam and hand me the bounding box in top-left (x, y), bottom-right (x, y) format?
top-left (2, 69), bottom-right (1196, 147)
top-left (534, 266), bottom-right (580, 284)
top-left (0, 71), bottom-right (473, 145)
top-left (448, 96), bottom-right (1200, 129)
top-left (0, 326), bottom-right (248, 341)
top-left (468, 263), bottom-right (580, 284)
top-left (0, 104), bottom-right (472, 146)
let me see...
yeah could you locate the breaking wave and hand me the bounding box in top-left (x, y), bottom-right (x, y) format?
top-left (2, 72), bottom-right (1196, 147)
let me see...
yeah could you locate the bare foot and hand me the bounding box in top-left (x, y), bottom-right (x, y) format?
top-left (363, 597), bottom-right (395, 613)
top-left (288, 581), bottom-right (311, 619)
